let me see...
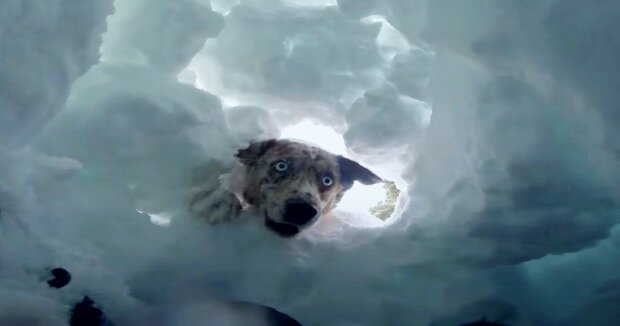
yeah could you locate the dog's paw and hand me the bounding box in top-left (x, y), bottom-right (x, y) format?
top-left (190, 188), bottom-right (242, 224)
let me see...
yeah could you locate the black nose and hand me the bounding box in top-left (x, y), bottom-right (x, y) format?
top-left (283, 199), bottom-right (319, 226)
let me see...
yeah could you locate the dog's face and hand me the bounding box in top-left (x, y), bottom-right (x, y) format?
top-left (236, 139), bottom-right (382, 237)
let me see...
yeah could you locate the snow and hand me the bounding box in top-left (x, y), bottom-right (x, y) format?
top-left (0, 0), bottom-right (113, 149)
top-left (1, 0), bottom-right (620, 325)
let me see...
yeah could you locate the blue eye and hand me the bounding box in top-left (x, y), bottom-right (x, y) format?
top-left (274, 161), bottom-right (288, 172)
top-left (322, 176), bottom-right (333, 186)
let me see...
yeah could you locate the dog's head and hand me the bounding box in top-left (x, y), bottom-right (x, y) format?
top-left (236, 139), bottom-right (382, 237)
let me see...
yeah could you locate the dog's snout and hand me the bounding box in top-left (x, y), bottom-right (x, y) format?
top-left (283, 199), bottom-right (318, 226)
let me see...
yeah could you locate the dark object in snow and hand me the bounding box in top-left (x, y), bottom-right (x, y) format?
top-left (243, 303), bottom-right (302, 326)
top-left (228, 300), bottom-right (303, 325)
top-left (119, 299), bottom-right (303, 325)
top-left (220, 300), bottom-right (302, 326)
top-left (460, 317), bottom-right (510, 326)
top-left (47, 267), bottom-right (72, 288)
top-left (70, 296), bottom-right (105, 326)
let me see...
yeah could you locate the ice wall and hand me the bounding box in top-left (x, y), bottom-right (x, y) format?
top-left (407, 1), bottom-right (620, 324)
top-left (0, 0), bottom-right (113, 149)
top-left (1, 0), bottom-right (619, 325)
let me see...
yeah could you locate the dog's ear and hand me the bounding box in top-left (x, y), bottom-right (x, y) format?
top-left (236, 139), bottom-right (278, 165)
top-left (337, 156), bottom-right (383, 190)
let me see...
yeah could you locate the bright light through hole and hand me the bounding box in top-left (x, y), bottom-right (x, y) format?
top-left (281, 120), bottom-right (389, 226)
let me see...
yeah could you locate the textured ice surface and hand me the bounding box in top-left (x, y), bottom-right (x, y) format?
top-left (1, 0), bottom-right (620, 325)
top-left (0, 0), bottom-right (113, 149)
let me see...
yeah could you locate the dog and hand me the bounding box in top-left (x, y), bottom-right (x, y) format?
top-left (190, 139), bottom-right (383, 237)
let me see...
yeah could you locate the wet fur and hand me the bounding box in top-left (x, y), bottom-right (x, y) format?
top-left (190, 139), bottom-right (382, 237)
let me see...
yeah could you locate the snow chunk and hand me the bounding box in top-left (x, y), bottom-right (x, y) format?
top-left (344, 83), bottom-right (431, 159)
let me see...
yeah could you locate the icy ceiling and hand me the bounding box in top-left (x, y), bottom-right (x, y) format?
top-left (1, 0), bottom-right (620, 325)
